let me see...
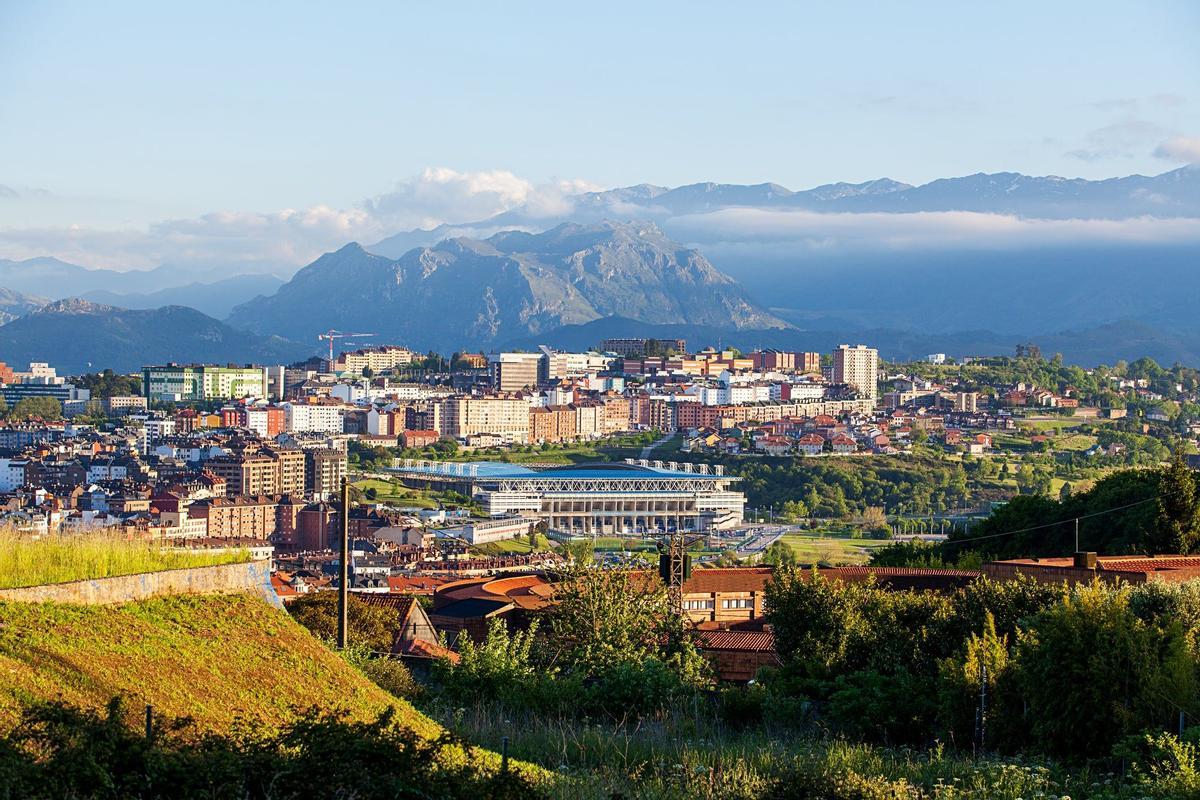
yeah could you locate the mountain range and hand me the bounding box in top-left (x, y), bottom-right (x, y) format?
top-left (0, 166), bottom-right (1199, 370)
top-left (369, 166), bottom-right (1200, 257)
top-left (229, 221), bottom-right (785, 352)
top-left (0, 299), bottom-right (310, 374)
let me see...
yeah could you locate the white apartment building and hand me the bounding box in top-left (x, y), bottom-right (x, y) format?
top-left (0, 458), bottom-right (29, 491)
top-left (832, 345), bottom-right (880, 400)
top-left (135, 417), bottom-right (177, 452)
top-left (283, 402), bottom-right (346, 433)
top-left (335, 346), bottom-right (415, 375)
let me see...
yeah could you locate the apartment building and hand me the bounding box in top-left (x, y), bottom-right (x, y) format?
top-left (305, 448), bottom-right (347, 500)
top-left (205, 447), bottom-right (305, 497)
top-left (142, 364), bottom-right (268, 402)
top-left (832, 345), bottom-right (879, 400)
top-left (283, 402), bottom-right (346, 433)
top-left (335, 345), bottom-right (415, 375)
top-left (442, 395), bottom-right (530, 444)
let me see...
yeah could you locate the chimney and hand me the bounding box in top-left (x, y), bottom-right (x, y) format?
top-left (1074, 551), bottom-right (1098, 570)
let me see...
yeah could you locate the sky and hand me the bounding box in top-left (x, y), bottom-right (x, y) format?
top-left (1, 1), bottom-right (1198, 270)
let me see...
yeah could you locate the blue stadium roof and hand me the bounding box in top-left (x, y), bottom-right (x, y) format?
top-left (396, 461), bottom-right (723, 481)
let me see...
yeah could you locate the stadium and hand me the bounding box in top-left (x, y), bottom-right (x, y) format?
top-left (389, 459), bottom-right (746, 535)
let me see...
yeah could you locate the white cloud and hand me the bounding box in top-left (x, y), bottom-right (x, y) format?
top-left (668, 208), bottom-right (1200, 254)
top-left (363, 168), bottom-right (601, 229)
top-left (0, 168), bottom-right (601, 270)
top-left (1153, 136), bottom-right (1200, 164)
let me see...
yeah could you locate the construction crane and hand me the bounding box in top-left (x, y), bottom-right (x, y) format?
top-left (317, 330), bottom-right (376, 364)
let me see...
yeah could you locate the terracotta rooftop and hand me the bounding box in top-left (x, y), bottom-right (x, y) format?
top-left (698, 630), bottom-right (777, 653)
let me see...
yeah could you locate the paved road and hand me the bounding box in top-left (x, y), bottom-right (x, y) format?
top-left (639, 434), bottom-right (675, 460)
top-left (737, 526), bottom-right (786, 555)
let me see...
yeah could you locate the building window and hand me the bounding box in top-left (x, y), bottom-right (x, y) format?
top-left (682, 599), bottom-right (715, 611)
top-left (720, 598), bottom-right (754, 610)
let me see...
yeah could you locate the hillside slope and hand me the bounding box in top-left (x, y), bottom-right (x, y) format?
top-left (0, 593), bottom-right (437, 737)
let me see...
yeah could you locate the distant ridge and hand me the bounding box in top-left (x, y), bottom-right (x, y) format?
top-left (0, 299), bottom-right (312, 373)
top-left (230, 221), bottom-right (788, 352)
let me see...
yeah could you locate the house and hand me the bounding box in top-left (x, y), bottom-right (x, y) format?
top-left (797, 433), bottom-right (824, 456)
top-left (757, 435), bottom-right (792, 456)
top-left (355, 593), bottom-right (441, 655)
top-left (829, 434), bottom-right (857, 455)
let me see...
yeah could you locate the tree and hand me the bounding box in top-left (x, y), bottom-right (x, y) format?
top-left (762, 540), bottom-right (797, 566)
top-left (288, 592), bottom-right (401, 652)
top-left (1006, 583), bottom-right (1195, 759)
top-left (1148, 451), bottom-right (1200, 555)
top-left (562, 538), bottom-right (594, 566)
top-left (540, 567), bottom-right (709, 686)
top-left (9, 396), bottom-right (62, 421)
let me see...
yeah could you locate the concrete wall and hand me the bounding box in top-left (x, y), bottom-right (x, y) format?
top-left (0, 560), bottom-right (282, 607)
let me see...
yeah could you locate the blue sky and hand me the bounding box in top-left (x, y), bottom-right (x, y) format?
top-left (0, 1), bottom-right (1197, 268)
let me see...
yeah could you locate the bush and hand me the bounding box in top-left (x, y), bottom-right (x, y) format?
top-left (0, 698), bottom-right (544, 800)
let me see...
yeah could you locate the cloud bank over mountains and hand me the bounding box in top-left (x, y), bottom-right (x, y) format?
top-left (0, 168), bottom-right (601, 271)
top-left (1, 153), bottom-right (1199, 272)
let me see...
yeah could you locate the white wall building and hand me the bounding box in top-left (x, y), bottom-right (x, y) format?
top-left (283, 402), bottom-right (347, 434)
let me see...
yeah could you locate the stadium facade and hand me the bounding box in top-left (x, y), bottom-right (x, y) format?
top-left (390, 459), bottom-right (745, 534)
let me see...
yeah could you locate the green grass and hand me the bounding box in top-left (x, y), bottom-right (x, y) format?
top-left (777, 532), bottom-right (892, 565)
top-left (471, 534), bottom-right (555, 556)
top-left (0, 593), bottom-right (438, 737)
top-left (0, 532), bottom-right (250, 590)
top-left (1056, 433), bottom-right (1099, 452)
top-left (427, 699), bottom-right (1188, 800)
top-left (352, 478), bottom-right (441, 509)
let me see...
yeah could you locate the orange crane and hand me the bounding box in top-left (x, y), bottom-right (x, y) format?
top-left (317, 330), bottom-right (376, 364)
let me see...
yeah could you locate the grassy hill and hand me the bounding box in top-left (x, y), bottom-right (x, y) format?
top-left (0, 593), bottom-right (438, 738)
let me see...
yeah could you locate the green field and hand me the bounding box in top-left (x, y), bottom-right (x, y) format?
top-left (352, 478), bottom-right (444, 509)
top-left (776, 532), bottom-right (892, 565)
top-left (471, 534), bottom-right (554, 556)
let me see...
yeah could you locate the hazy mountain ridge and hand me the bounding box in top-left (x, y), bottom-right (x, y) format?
top-left (0, 299), bottom-right (312, 373)
top-left (369, 166), bottom-right (1200, 257)
top-left (229, 221), bottom-right (788, 352)
top-left (0, 288), bottom-right (49, 324)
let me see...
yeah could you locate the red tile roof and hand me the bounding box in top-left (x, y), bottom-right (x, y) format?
top-left (698, 630), bottom-right (777, 653)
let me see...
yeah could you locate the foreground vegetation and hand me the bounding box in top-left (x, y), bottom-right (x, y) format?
top-left (0, 594), bottom-right (435, 736)
top-left (284, 558), bottom-right (1200, 798)
top-left (0, 531), bottom-right (250, 590)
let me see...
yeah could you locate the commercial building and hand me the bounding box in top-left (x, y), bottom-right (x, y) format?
top-left (142, 364), bottom-right (269, 402)
top-left (391, 459), bottom-right (745, 534)
top-left (832, 345), bottom-right (879, 400)
top-left (489, 352), bottom-right (542, 392)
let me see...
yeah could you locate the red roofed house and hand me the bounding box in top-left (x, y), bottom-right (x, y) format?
top-left (797, 433), bottom-right (825, 456)
top-left (830, 434), bottom-right (857, 455)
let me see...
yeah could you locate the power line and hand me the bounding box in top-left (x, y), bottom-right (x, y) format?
top-left (940, 497), bottom-right (1156, 547)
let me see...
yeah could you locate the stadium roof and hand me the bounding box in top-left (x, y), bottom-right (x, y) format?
top-left (396, 461), bottom-right (726, 481)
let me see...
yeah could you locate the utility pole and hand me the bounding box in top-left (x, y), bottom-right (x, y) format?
top-left (1074, 516), bottom-right (1080, 553)
top-left (337, 476), bottom-right (350, 650)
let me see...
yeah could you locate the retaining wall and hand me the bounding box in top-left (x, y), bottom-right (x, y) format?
top-left (0, 560), bottom-right (282, 607)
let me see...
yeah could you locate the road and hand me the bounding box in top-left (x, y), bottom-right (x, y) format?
top-left (736, 526), bottom-right (786, 555)
top-left (639, 434), bottom-right (675, 460)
